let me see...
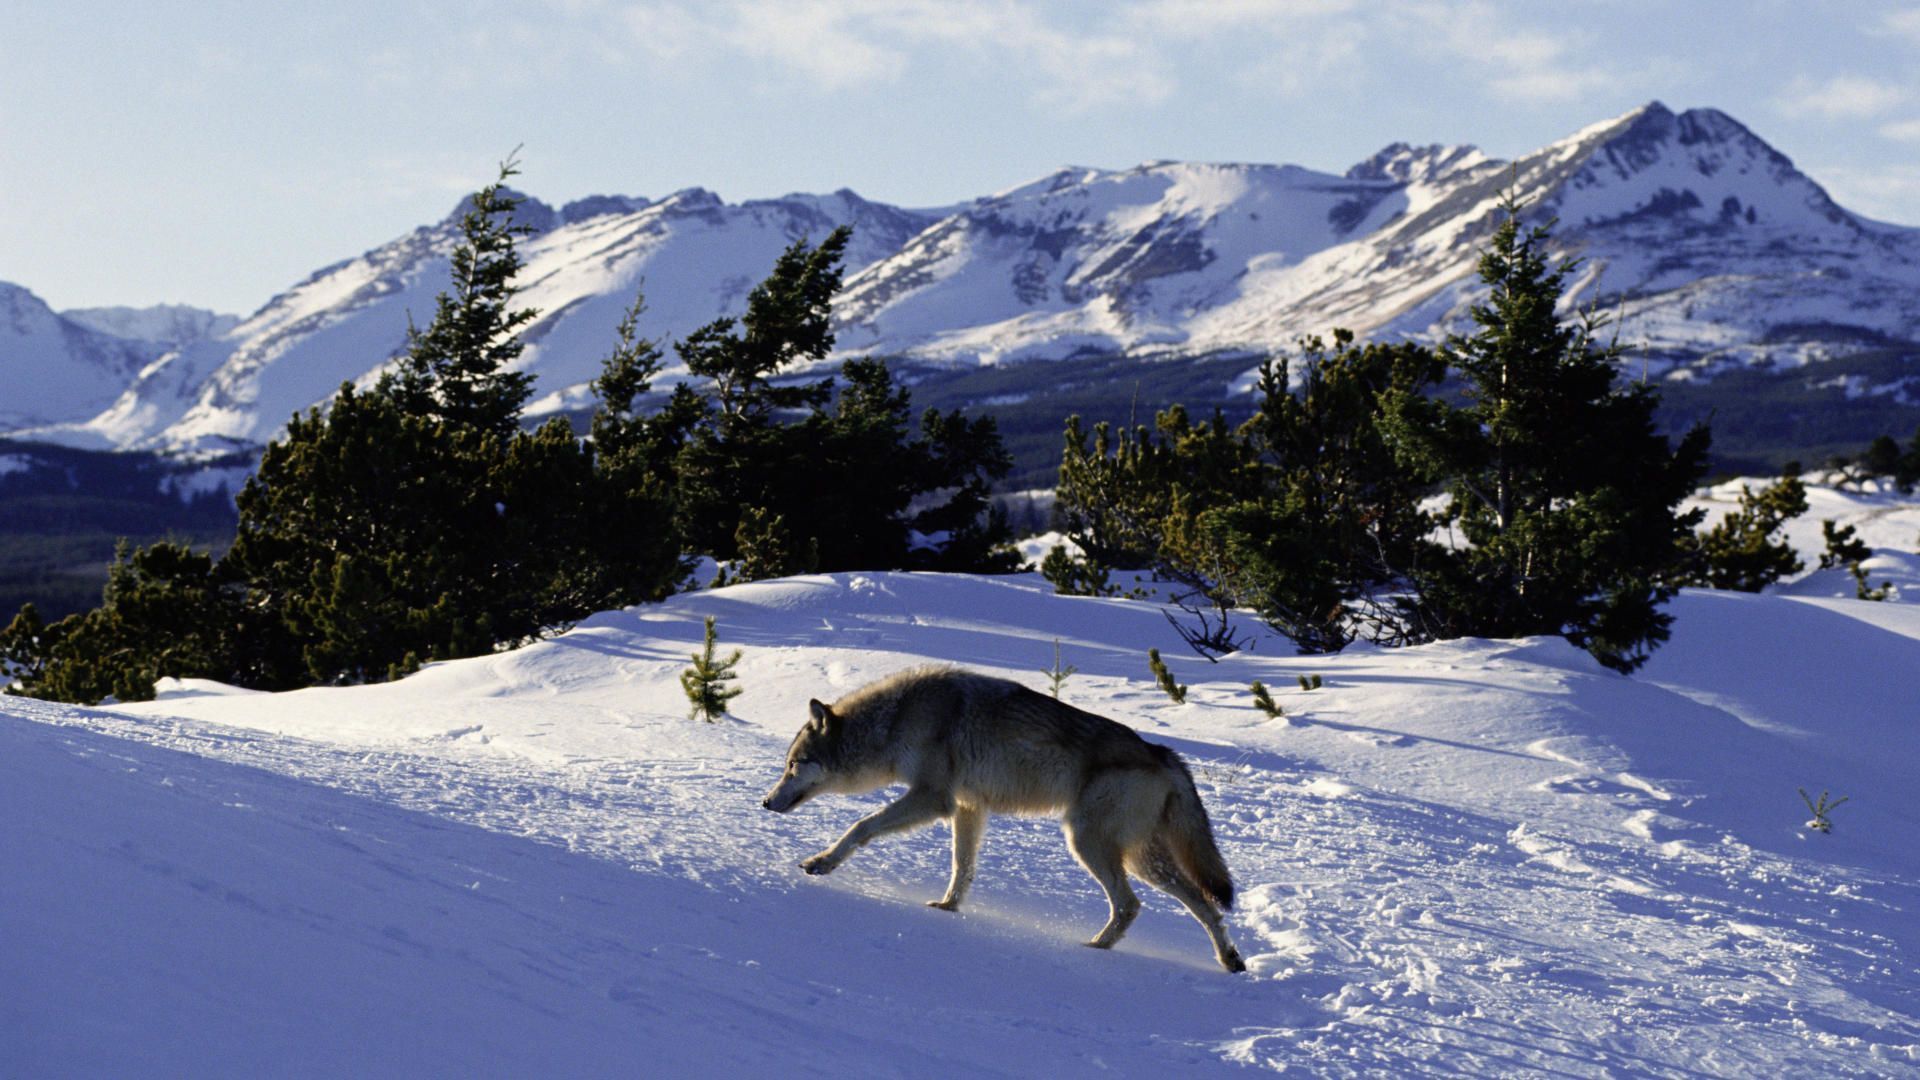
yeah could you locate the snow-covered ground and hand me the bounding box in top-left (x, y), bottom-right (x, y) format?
top-left (7, 555), bottom-right (1920, 1075)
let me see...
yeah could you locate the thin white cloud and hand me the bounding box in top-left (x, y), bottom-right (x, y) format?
top-left (1882, 6), bottom-right (1920, 44)
top-left (1881, 117), bottom-right (1920, 142)
top-left (1126, 0), bottom-right (1360, 37)
top-left (1397, 1), bottom-right (1619, 106)
top-left (1777, 75), bottom-right (1907, 120)
top-left (610, 1), bottom-right (1170, 110)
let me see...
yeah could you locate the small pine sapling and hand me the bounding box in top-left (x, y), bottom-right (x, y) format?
top-left (1798, 788), bottom-right (1850, 834)
top-left (1298, 673), bottom-right (1324, 691)
top-left (1148, 648), bottom-right (1187, 704)
top-left (1249, 680), bottom-right (1283, 719)
top-left (681, 615), bottom-right (743, 722)
top-left (1041, 637), bottom-right (1077, 699)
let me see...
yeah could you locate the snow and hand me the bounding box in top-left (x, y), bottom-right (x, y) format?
top-left (8, 566), bottom-right (1920, 1075)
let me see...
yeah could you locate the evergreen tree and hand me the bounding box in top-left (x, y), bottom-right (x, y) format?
top-left (228, 158), bottom-right (614, 684)
top-left (581, 290), bottom-right (697, 606)
top-left (1041, 638), bottom-right (1077, 699)
top-left (1208, 333), bottom-right (1447, 652)
top-left (387, 156), bottom-right (539, 438)
top-left (1818, 518), bottom-right (1871, 570)
top-left (1249, 680), bottom-right (1283, 719)
top-left (1147, 647), bottom-right (1187, 704)
top-left (1686, 469), bottom-right (1808, 591)
top-left (670, 230), bottom-right (1015, 575)
top-left (2, 542), bottom-right (279, 704)
top-left (1052, 334), bottom-right (1443, 653)
top-left (1389, 193), bottom-right (1710, 672)
top-left (681, 615), bottom-right (743, 721)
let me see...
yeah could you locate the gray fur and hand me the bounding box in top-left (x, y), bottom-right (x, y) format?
top-left (762, 666), bottom-right (1246, 973)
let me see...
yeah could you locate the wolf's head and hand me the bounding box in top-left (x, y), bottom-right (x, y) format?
top-left (762, 698), bottom-right (840, 812)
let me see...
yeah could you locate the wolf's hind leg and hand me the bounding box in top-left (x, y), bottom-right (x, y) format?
top-left (1131, 843), bottom-right (1247, 973)
top-left (1065, 822), bottom-right (1139, 949)
top-left (930, 805), bottom-right (986, 911)
top-left (802, 786), bottom-right (952, 876)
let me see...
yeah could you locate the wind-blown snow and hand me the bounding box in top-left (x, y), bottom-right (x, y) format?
top-left (7, 570), bottom-right (1918, 1075)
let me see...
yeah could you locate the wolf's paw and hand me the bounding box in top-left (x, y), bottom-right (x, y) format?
top-left (1083, 939), bottom-right (1115, 950)
top-left (800, 853), bottom-right (839, 876)
top-left (1220, 950), bottom-right (1248, 974)
top-left (927, 898), bottom-right (960, 911)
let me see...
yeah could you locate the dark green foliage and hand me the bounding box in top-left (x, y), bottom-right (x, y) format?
top-left (1815, 519), bottom-right (1890, 600)
top-left (681, 615), bottom-right (742, 721)
top-left (1053, 334), bottom-right (1447, 654)
top-left (1297, 674), bottom-right (1323, 692)
top-left (1818, 519), bottom-right (1871, 570)
top-left (1040, 543), bottom-right (1116, 597)
top-left (226, 163), bottom-right (686, 687)
top-left (580, 292), bottom-right (697, 605)
top-left (1686, 470), bottom-right (1808, 591)
top-left (725, 507), bottom-right (813, 585)
top-left (1208, 332), bottom-right (1448, 652)
top-left (1387, 194), bottom-right (1710, 672)
top-left (2, 542), bottom-right (279, 704)
top-left (670, 229), bottom-right (1016, 576)
top-left (1147, 647), bottom-right (1187, 704)
top-left (1249, 680), bottom-right (1282, 719)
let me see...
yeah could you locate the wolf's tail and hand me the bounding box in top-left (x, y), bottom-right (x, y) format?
top-left (1157, 749), bottom-right (1235, 911)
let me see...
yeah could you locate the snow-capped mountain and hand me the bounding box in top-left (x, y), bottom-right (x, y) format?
top-left (0, 282), bottom-right (168, 429)
top-left (10, 102), bottom-right (1920, 456)
top-left (27, 187), bottom-right (938, 455)
top-left (838, 103), bottom-right (1920, 371)
top-left (59, 304), bottom-right (241, 352)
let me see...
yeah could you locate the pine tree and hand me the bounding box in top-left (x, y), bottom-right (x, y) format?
top-left (387, 155), bottom-right (539, 438)
top-left (1389, 192), bottom-right (1710, 672)
top-left (2, 541), bottom-right (278, 704)
top-left (581, 289), bottom-right (696, 607)
top-left (1148, 647), bottom-right (1187, 704)
top-left (1818, 518), bottom-right (1871, 570)
top-left (228, 158), bottom-right (606, 684)
top-left (670, 230), bottom-right (1015, 575)
top-left (1687, 469), bottom-right (1808, 591)
top-left (681, 615), bottom-right (743, 721)
top-left (1249, 680), bottom-right (1283, 719)
top-left (1041, 638), bottom-right (1077, 699)
top-left (1818, 520), bottom-right (1891, 599)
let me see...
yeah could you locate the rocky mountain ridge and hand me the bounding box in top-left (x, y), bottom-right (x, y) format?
top-left (7, 101), bottom-right (1918, 457)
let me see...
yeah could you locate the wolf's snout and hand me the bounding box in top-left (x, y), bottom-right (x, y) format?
top-left (761, 796), bottom-right (773, 810)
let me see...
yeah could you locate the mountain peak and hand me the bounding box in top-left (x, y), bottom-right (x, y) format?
top-left (443, 187), bottom-right (559, 233)
top-left (1345, 142), bottom-right (1487, 185)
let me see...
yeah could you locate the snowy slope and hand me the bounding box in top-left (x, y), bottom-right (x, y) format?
top-left (7, 572), bottom-right (1919, 1075)
top-left (10, 102), bottom-right (1919, 458)
top-left (0, 282), bottom-right (163, 429)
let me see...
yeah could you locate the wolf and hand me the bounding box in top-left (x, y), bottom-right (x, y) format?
top-left (761, 666), bottom-right (1246, 973)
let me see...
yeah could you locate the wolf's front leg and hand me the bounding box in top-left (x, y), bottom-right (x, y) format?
top-left (801, 786), bottom-right (952, 876)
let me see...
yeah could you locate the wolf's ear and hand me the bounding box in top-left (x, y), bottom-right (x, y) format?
top-left (808, 699), bottom-right (835, 729)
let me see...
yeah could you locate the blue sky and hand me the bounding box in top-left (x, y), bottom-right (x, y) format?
top-left (6, 1), bottom-right (1920, 314)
